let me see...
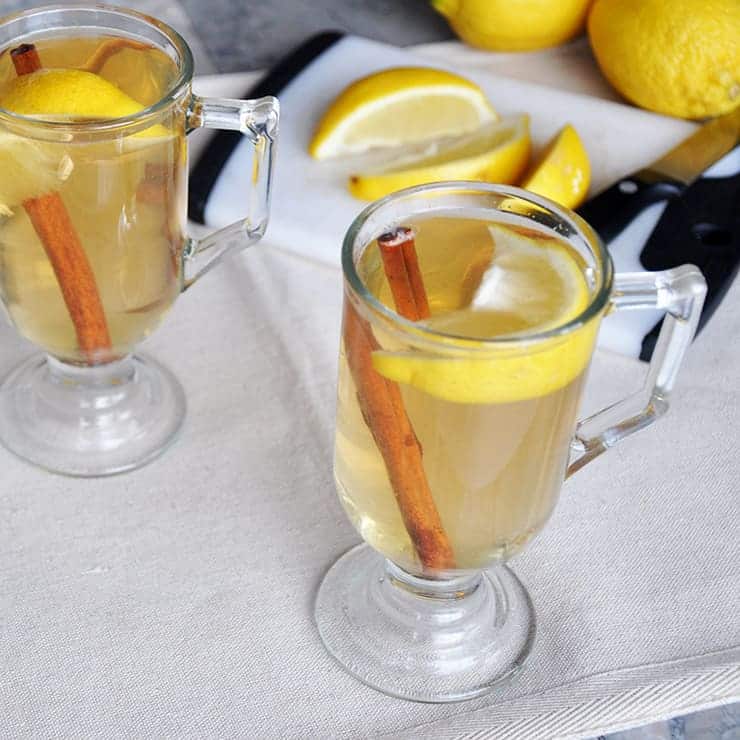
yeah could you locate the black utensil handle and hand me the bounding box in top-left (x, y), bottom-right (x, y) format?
top-left (188, 31), bottom-right (345, 224)
top-left (638, 168), bottom-right (740, 360)
top-left (576, 174), bottom-right (685, 243)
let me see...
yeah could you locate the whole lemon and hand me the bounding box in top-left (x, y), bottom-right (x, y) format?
top-left (432, 0), bottom-right (593, 52)
top-left (588, 0), bottom-right (740, 119)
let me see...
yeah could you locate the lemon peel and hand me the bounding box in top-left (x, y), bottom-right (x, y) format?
top-left (432, 0), bottom-right (592, 52)
top-left (349, 115), bottom-right (530, 201)
top-left (0, 69), bottom-right (170, 138)
top-left (588, 0), bottom-right (740, 119)
top-left (372, 324), bottom-right (597, 404)
top-left (521, 124), bottom-right (590, 210)
top-left (371, 223), bottom-right (599, 404)
top-left (309, 67), bottom-right (496, 159)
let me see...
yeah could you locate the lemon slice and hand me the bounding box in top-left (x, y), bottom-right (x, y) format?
top-left (0, 130), bottom-right (70, 208)
top-left (521, 124), bottom-right (590, 209)
top-left (309, 67), bottom-right (496, 159)
top-left (371, 223), bottom-right (598, 404)
top-left (0, 69), bottom-right (169, 139)
top-left (349, 115), bottom-right (531, 200)
top-left (469, 223), bottom-right (589, 330)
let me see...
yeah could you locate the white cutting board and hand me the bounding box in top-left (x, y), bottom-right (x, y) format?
top-left (194, 35), bottom-right (697, 268)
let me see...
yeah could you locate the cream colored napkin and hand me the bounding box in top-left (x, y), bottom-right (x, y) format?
top-left (1, 41), bottom-right (737, 738)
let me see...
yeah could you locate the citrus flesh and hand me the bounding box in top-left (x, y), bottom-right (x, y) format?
top-left (349, 115), bottom-right (530, 200)
top-left (371, 222), bottom-right (599, 404)
top-left (521, 124), bottom-right (590, 209)
top-left (309, 67), bottom-right (497, 159)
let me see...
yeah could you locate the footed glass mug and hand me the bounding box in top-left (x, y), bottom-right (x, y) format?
top-left (0, 5), bottom-right (278, 476)
top-left (316, 182), bottom-right (706, 702)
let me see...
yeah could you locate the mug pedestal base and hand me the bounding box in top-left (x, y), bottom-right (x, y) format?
top-left (0, 353), bottom-right (185, 477)
top-left (315, 543), bottom-right (536, 703)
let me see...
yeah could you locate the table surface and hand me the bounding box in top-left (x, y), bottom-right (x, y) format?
top-left (1, 1), bottom-right (737, 738)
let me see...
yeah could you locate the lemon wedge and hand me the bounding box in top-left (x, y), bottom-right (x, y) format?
top-left (0, 69), bottom-right (169, 138)
top-left (371, 223), bottom-right (598, 404)
top-left (349, 115), bottom-right (531, 200)
top-left (521, 124), bottom-right (590, 209)
top-left (309, 67), bottom-right (496, 159)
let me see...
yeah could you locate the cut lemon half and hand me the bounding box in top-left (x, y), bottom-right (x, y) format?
top-left (309, 67), bottom-right (497, 159)
top-left (371, 223), bottom-right (599, 404)
top-left (349, 115), bottom-right (531, 201)
top-left (521, 124), bottom-right (590, 209)
top-left (469, 223), bottom-right (589, 331)
top-left (0, 69), bottom-right (170, 139)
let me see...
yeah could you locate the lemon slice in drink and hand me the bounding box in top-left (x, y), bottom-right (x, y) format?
top-left (521, 124), bottom-right (590, 209)
top-left (372, 223), bottom-right (599, 404)
top-left (0, 68), bottom-right (169, 139)
top-left (349, 115), bottom-right (530, 200)
top-left (309, 67), bottom-right (497, 159)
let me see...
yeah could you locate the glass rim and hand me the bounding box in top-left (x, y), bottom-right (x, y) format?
top-left (0, 3), bottom-right (194, 132)
top-left (342, 181), bottom-right (614, 347)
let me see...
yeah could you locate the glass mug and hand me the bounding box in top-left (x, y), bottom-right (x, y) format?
top-left (316, 182), bottom-right (706, 702)
top-left (0, 5), bottom-right (278, 476)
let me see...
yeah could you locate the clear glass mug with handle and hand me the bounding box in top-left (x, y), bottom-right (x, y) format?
top-left (0, 4), bottom-right (278, 476)
top-left (316, 182), bottom-right (706, 702)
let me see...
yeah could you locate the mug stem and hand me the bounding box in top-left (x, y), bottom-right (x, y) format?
top-left (315, 543), bottom-right (536, 702)
top-left (0, 352), bottom-right (186, 476)
top-left (384, 558), bottom-right (482, 599)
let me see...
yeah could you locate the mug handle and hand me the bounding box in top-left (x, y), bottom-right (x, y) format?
top-left (182, 94), bottom-right (280, 287)
top-left (567, 265), bottom-right (707, 476)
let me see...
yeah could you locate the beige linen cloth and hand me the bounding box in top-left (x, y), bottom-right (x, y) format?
top-left (1, 41), bottom-right (738, 738)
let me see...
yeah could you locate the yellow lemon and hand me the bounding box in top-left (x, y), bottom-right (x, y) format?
top-left (372, 223), bottom-right (598, 404)
top-left (588, 0), bottom-right (740, 119)
top-left (0, 68), bottom-right (169, 137)
top-left (349, 115), bottom-right (530, 200)
top-left (432, 0), bottom-right (593, 52)
top-left (521, 124), bottom-right (590, 209)
top-left (309, 67), bottom-right (496, 159)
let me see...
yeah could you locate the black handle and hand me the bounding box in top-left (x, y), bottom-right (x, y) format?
top-left (639, 170), bottom-right (740, 360)
top-left (188, 31), bottom-right (344, 224)
top-left (576, 173), bottom-right (685, 243)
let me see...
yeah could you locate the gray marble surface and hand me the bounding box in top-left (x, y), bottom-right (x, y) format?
top-left (0, 0), bottom-right (452, 72)
top-left (0, 1), bottom-right (737, 737)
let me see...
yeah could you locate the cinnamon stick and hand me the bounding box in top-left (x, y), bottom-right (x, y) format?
top-left (11, 44), bottom-right (111, 360)
top-left (377, 227), bottom-right (430, 321)
top-left (82, 38), bottom-right (149, 74)
top-left (10, 44), bottom-right (41, 75)
top-left (342, 227), bottom-right (454, 571)
top-left (343, 298), bottom-right (454, 571)
top-left (136, 162), bottom-right (179, 276)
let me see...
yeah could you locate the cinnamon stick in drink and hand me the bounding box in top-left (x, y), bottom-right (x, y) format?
top-left (81, 38), bottom-right (149, 73)
top-left (9, 44), bottom-right (41, 75)
top-left (377, 227), bottom-right (431, 321)
top-left (342, 227), bottom-right (455, 571)
top-left (11, 43), bottom-right (112, 361)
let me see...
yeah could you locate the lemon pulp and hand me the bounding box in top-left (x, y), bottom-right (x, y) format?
top-left (349, 115), bottom-right (531, 200)
top-left (309, 67), bottom-right (496, 159)
top-left (365, 217), bottom-right (600, 404)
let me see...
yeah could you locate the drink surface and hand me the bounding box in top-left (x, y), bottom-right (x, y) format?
top-left (0, 35), bottom-right (184, 363)
top-left (335, 214), bottom-right (600, 574)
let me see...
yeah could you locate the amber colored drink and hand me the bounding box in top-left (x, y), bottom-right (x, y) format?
top-left (0, 35), bottom-right (185, 363)
top-left (334, 215), bottom-right (598, 574)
